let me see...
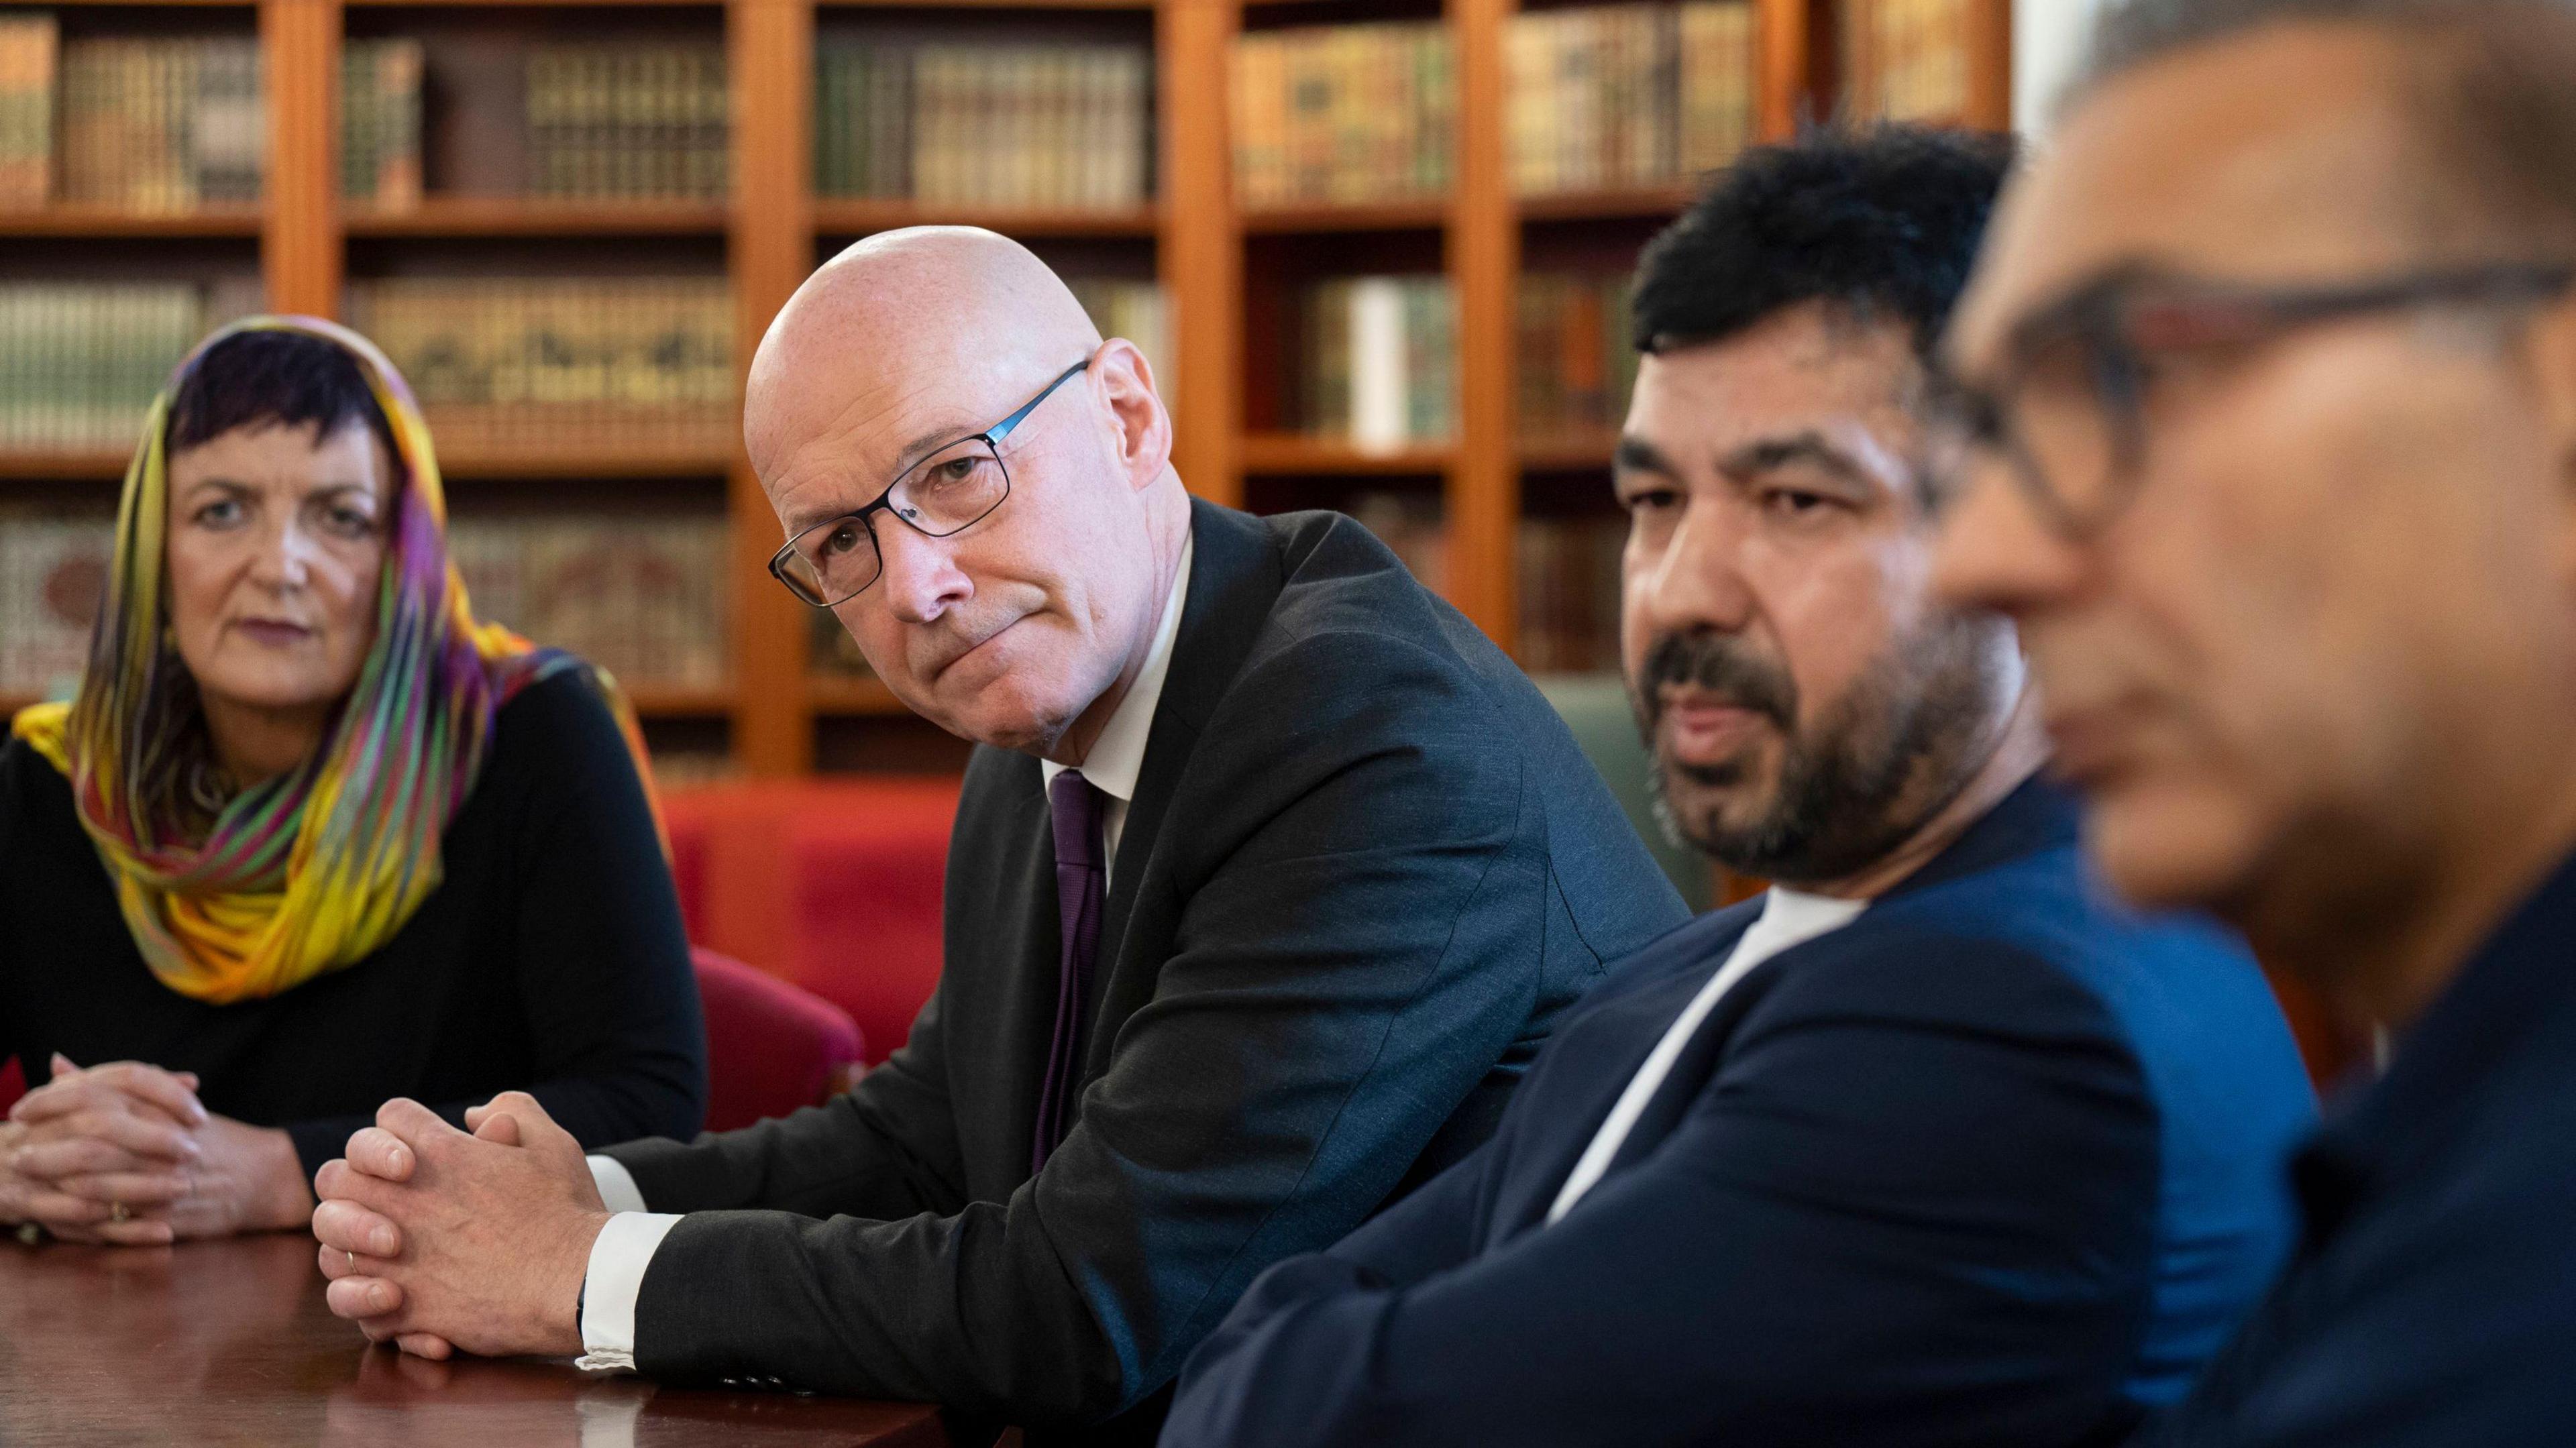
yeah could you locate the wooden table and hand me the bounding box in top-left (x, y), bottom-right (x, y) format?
top-left (0, 1233), bottom-right (949, 1447)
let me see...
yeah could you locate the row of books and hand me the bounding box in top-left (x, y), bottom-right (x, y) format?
top-left (1842, 0), bottom-right (1974, 124)
top-left (526, 43), bottom-right (730, 203)
top-left (1507, 3), bottom-right (1758, 197)
top-left (1341, 497), bottom-right (1627, 676)
top-left (1518, 271), bottom-right (1640, 444)
top-left (0, 23), bottom-right (264, 213)
top-left (818, 43), bottom-right (1151, 211)
top-left (341, 278), bottom-right (736, 459)
top-left (447, 514), bottom-right (729, 693)
top-left (0, 281), bottom-right (262, 453)
top-left (1066, 277), bottom-right (1172, 407)
top-left (1516, 514), bottom-right (1627, 675)
top-left (0, 511), bottom-right (105, 700)
top-left (1293, 276), bottom-right (1459, 451)
top-left (0, 15), bottom-right (54, 209)
top-left (1232, 23), bottom-right (1454, 209)
top-left (343, 38), bottom-right (425, 213)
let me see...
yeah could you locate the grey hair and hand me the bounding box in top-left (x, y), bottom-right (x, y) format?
top-left (2068, 0), bottom-right (2576, 247)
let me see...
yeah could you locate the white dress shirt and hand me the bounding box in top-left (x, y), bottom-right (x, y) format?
top-left (576, 531), bottom-right (1197, 1373)
top-left (1545, 887), bottom-right (1866, 1225)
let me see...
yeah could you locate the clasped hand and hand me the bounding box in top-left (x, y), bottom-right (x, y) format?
top-left (311, 1093), bottom-right (610, 1361)
top-left (1, 1055), bottom-right (311, 1245)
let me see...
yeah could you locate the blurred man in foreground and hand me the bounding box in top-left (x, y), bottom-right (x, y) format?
top-left (1937, 2), bottom-right (2576, 1441)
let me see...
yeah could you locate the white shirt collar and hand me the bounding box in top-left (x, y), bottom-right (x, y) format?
top-left (1040, 528), bottom-right (1193, 807)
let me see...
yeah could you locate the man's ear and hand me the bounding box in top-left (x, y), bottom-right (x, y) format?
top-left (1094, 338), bottom-right (1173, 491)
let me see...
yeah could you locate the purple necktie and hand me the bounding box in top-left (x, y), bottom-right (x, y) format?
top-left (1033, 769), bottom-right (1106, 1174)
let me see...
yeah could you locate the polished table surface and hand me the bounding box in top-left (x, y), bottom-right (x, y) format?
top-left (0, 1232), bottom-right (949, 1447)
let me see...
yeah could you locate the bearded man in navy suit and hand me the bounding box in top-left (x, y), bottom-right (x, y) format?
top-left (1164, 127), bottom-right (2319, 1448)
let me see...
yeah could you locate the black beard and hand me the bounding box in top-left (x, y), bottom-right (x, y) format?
top-left (1636, 613), bottom-right (2010, 885)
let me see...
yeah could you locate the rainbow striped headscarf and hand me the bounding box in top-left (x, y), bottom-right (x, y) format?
top-left (11, 316), bottom-right (659, 1006)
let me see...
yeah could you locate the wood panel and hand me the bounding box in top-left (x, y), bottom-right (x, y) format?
top-left (1160, 0), bottom-right (1239, 506)
top-left (728, 0), bottom-right (818, 775)
top-left (1446, 0), bottom-right (1515, 647)
top-left (260, 0), bottom-right (341, 315)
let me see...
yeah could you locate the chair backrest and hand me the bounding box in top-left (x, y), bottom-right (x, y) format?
top-left (692, 946), bottom-right (867, 1133)
top-left (0, 1056), bottom-right (21, 1117)
top-left (1535, 673), bottom-right (1712, 911)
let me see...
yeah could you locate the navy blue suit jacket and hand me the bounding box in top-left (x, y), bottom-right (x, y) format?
top-left (2137, 845), bottom-right (2576, 1447)
top-left (1163, 781), bottom-right (2317, 1448)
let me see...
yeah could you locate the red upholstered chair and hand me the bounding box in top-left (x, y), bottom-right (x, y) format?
top-left (693, 947), bottom-right (867, 1133)
top-left (663, 777), bottom-right (958, 1066)
top-left (0, 1056), bottom-right (22, 1117)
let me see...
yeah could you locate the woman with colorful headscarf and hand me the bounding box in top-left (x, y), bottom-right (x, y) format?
top-left (0, 319), bottom-right (705, 1245)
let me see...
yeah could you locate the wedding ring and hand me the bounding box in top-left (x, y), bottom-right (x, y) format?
top-left (107, 1201), bottom-right (130, 1224)
top-left (348, 1251), bottom-right (360, 1274)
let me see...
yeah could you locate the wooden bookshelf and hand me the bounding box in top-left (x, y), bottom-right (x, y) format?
top-left (814, 199), bottom-right (1160, 237)
top-left (10, 0), bottom-right (2008, 777)
top-left (345, 197), bottom-right (730, 237)
top-left (808, 674), bottom-right (908, 716)
top-left (1238, 435), bottom-right (1454, 476)
top-left (0, 206), bottom-right (265, 237)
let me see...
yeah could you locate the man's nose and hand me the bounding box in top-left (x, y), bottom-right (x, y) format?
top-left (872, 520), bottom-right (972, 626)
top-left (1931, 463), bottom-right (2089, 621)
top-left (1633, 500), bottom-right (1758, 638)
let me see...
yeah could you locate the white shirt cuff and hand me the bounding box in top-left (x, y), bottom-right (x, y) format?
top-left (574, 1210), bottom-right (683, 1373)
top-left (588, 1155), bottom-right (649, 1215)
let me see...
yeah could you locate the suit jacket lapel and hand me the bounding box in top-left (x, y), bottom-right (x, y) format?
top-left (1086, 500), bottom-right (1283, 1070)
top-left (1491, 910), bottom-right (1762, 1237)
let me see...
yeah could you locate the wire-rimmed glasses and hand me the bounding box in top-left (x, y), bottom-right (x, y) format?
top-left (769, 355), bottom-right (1093, 607)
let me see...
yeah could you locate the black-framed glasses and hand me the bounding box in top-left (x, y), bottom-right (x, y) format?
top-left (1931, 261), bottom-right (2576, 540)
top-left (769, 355), bottom-right (1094, 607)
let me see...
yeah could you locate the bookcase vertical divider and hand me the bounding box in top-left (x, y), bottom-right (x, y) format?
top-left (729, 0), bottom-right (817, 775)
top-left (1755, 0), bottom-right (1817, 141)
top-left (1448, 0), bottom-right (1517, 651)
top-left (1161, 0), bottom-right (1240, 510)
top-left (262, 0), bottom-right (341, 317)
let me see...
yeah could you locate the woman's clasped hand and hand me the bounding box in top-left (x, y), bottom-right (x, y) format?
top-left (1, 1056), bottom-right (313, 1245)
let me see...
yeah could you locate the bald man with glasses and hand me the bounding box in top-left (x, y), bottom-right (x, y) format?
top-left (305, 227), bottom-right (1688, 1446)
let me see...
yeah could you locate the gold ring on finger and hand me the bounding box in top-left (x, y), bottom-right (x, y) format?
top-left (108, 1201), bottom-right (130, 1223)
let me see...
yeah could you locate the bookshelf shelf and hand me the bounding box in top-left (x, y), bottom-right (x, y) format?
top-left (0, 206), bottom-right (262, 238)
top-left (1514, 186), bottom-right (1699, 223)
top-left (345, 198), bottom-right (729, 238)
top-left (818, 0), bottom-right (1151, 9)
top-left (1240, 200), bottom-right (1450, 235)
top-left (431, 447), bottom-right (739, 481)
top-left (1517, 432), bottom-right (1623, 472)
top-left (1238, 434), bottom-right (1456, 477)
top-left (809, 675), bottom-right (910, 716)
top-left (0, 451), bottom-right (126, 482)
top-left (627, 684), bottom-right (738, 718)
top-left (814, 199), bottom-right (1160, 239)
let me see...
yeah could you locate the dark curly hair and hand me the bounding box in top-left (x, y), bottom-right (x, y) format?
top-left (1630, 125), bottom-right (2017, 365)
top-left (167, 327), bottom-right (401, 463)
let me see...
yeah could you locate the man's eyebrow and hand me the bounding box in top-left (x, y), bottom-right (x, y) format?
top-left (1717, 431), bottom-right (1871, 486)
top-left (1613, 435), bottom-right (1678, 476)
top-left (780, 419), bottom-right (975, 537)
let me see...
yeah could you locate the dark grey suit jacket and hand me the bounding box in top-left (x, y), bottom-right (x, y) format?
top-left (600, 500), bottom-right (1688, 1441)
